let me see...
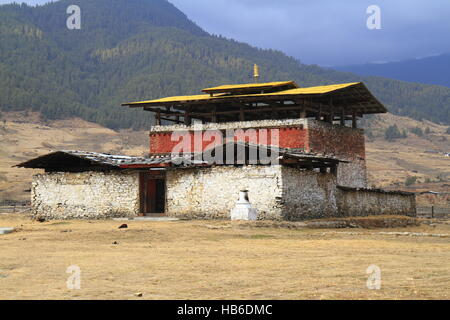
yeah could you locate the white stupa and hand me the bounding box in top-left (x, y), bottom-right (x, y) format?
top-left (230, 190), bottom-right (258, 221)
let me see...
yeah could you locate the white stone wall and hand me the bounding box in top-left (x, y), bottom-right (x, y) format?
top-left (31, 171), bottom-right (140, 220)
top-left (281, 168), bottom-right (339, 220)
top-left (166, 165), bottom-right (416, 221)
top-left (29, 167), bottom-right (416, 221)
top-left (166, 165), bottom-right (284, 220)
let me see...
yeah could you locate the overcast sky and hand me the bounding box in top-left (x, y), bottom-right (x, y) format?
top-left (2, 0), bottom-right (450, 66)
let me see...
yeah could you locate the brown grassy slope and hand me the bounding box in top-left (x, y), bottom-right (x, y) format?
top-left (0, 214), bottom-right (449, 299)
top-left (0, 111), bottom-right (449, 202)
top-left (364, 114), bottom-right (450, 206)
top-left (365, 113), bottom-right (450, 188)
top-left (0, 112), bottom-right (147, 202)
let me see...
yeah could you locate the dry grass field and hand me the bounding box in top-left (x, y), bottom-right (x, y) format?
top-left (0, 214), bottom-right (449, 300)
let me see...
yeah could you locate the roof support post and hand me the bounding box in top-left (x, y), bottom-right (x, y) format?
top-left (184, 108), bottom-right (191, 126)
top-left (316, 105), bottom-right (322, 121)
top-left (327, 99), bottom-right (334, 124)
top-left (239, 107), bottom-right (245, 121)
top-left (165, 106), bottom-right (172, 123)
top-left (211, 106), bottom-right (218, 123)
top-left (271, 105), bottom-right (278, 120)
top-left (155, 109), bottom-right (161, 126)
top-left (300, 100), bottom-right (307, 118)
top-left (340, 108), bottom-right (346, 126)
top-left (327, 111), bottom-right (334, 124)
top-left (352, 111), bottom-right (357, 129)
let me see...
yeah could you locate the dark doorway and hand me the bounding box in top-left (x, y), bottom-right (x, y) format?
top-left (139, 172), bottom-right (166, 216)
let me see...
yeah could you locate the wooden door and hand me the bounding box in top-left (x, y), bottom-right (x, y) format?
top-left (139, 172), bottom-right (166, 215)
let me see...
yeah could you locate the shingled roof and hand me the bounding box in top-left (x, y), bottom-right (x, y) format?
top-left (15, 151), bottom-right (206, 171)
top-left (16, 144), bottom-right (346, 172)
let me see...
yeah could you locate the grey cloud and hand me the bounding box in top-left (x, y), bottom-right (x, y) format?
top-left (170, 0), bottom-right (450, 65)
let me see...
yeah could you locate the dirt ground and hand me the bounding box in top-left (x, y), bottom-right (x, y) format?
top-left (0, 214), bottom-right (449, 300)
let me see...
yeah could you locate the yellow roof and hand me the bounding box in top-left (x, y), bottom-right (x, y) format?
top-left (128, 94), bottom-right (214, 105)
top-left (202, 81), bottom-right (298, 93)
top-left (234, 82), bottom-right (360, 98)
top-left (123, 82), bottom-right (361, 106)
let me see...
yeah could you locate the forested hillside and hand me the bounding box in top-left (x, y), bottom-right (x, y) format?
top-left (1, 0), bottom-right (450, 129)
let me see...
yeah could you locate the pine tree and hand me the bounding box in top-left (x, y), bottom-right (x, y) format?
top-left (384, 125), bottom-right (407, 141)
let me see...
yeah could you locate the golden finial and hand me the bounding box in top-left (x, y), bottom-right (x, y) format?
top-left (253, 64), bottom-right (260, 83)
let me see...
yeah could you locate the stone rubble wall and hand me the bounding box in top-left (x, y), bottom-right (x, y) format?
top-left (336, 160), bottom-right (367, 189)
top-left (280, 169), bottom-right (415, 220)
top-left (336, 188), bottom-right (416, 217)
top-left (31, 171), bottom-right (140, 220)
top-left (280, 168), bottom-right (338, 220)
top-left (166, 165), bottom-right (284, 220)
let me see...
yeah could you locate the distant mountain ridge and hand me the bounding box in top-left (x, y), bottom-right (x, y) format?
top-left (334, 53), bottom-right (450, 88)
top-left (1, 0), bottom-right (450, 129)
